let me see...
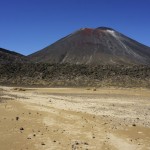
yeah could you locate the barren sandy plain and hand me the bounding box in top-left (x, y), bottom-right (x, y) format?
top-left (0, 87), bottom-right (150, 150)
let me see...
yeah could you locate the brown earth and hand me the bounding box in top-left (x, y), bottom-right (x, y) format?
top-left (0, 87), bottom-right (150, 150)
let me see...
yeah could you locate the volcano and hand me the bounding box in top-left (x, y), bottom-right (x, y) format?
top-left (29, 27), bottom-right (150, 65)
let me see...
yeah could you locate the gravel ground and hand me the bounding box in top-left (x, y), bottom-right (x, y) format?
top-left (0, 87), bottom-right (150, 150)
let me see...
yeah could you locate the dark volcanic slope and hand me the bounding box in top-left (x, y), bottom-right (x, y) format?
top-left (28, 27), bottom-right (150, 65)
top-left (0, 48), bottom-right (27, 64)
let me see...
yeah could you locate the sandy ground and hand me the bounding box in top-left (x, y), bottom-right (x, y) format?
top-left (0, 87), bottom-right (150, 150)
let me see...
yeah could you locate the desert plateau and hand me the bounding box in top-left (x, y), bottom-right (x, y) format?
top-left (1, 0), bottom-right (150, 149)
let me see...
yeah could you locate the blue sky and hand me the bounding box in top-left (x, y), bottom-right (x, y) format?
top-left (0, 0), bottom-right (150, 55)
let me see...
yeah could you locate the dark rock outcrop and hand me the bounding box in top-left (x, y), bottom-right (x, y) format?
top-left (0, 63), bottom-right (150, 87)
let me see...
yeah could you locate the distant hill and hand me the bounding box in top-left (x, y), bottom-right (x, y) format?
top-left (28, 27), bottom-right (150, 65)
top-left (0, 48), bottom-right (27, 64)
